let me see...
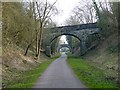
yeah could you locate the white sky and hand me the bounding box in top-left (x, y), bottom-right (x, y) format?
top-left (59, 35), bottom-right (68, 44)
top-left (48, 0), bottom-right (80, 26)
top-left (47, 0), bottom-right (119, 26)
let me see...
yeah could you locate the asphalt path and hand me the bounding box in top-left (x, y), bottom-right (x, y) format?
top-left (33, 53), bottom-right (87, 88)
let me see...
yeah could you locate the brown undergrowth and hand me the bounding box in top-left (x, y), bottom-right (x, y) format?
top-left (2, 44), bottom-right (50, 88)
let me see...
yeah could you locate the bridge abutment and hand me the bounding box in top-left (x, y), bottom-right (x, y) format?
top-left (80, 40), bottom-right (87, 55)
top-left (45, 45), bottom-right (51, 57)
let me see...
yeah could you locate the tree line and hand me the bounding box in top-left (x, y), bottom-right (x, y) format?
top-left (65, 0), bottom-right (119, 52)
top-left (2, 0), bottom-right (119, 57)
top-left (2, 1), bottom-right (58, 59)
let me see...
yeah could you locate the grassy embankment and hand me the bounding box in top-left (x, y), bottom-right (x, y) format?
top-left (2, 43), bottom-right (60, 89)
top-left (3, 57), bottom-right (57, 88)
top-left (7, 58), bottom-right (55, 88)
top-left (67, 55), bottom-right (119, 89)
top-left (3, 56), bottom-right (59, 89)
top-left (67, 33), bottom-right (119, 88)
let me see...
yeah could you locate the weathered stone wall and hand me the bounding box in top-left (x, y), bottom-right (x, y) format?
top-left (44, 23), bottom-right (100, 57)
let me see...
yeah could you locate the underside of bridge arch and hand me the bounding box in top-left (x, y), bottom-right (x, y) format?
top-left (51, 33), bottom-right (81, 43)
top-left (44, 33), bottom-right (87, 57)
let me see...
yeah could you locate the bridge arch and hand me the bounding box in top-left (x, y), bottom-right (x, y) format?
top-left (44, 23), bottom-right (100, 57)
top-left (49, 34), bottom-right (81, 56)
top-left (59, 45), bottom-right (71, 53)
top-left (50, 33), bottom-right (81, 44)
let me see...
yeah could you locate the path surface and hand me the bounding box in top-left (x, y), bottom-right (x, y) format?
top-left (33, 54), bottom-right (87, 88)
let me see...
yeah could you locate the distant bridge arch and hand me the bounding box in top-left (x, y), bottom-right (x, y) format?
top-left (57, 44), bottom-right (71, 52)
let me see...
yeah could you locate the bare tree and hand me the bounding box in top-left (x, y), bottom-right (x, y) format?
top-left (72, 0), bottom-right (97, 24)
top-left (33, 0), bottom-right (58, 60)
top-left (65, 16), bottom-right (80, 25)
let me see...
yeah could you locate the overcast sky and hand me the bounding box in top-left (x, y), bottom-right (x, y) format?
top-left (48, 0), bottom-right (80, 26)
top-left (47, 0), bottom-right (119, 26)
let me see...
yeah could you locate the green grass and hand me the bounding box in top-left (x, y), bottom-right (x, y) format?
top-left (67, 56), bottom-right (119, 89)
top-left (5, 56), bottom-right (60, 89)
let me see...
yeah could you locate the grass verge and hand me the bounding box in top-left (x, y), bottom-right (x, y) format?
top-left (67, 56), bottom-right (119, 89)
top-left (3, 56), bottom-right (60, 89)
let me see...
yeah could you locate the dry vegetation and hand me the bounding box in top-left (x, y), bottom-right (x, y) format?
top-left (2, 43), bottom-right (50, 88)
top-left (83, 32), bottom-right (118, 82)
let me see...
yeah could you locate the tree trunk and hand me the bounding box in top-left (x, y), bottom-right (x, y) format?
top-left (24, 38), bottom-right (36, 56)
top-left (35, 29), bottom-right (39, 57)
top-left (24, 43), bottom-right (31, 56)
top-left (92, 0), bottom-right (101, 20)
top-left (37, 25), bottom-right (43, 60)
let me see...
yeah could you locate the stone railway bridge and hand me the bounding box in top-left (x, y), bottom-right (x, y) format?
top-left (43, 22), bottom-right (101, 57)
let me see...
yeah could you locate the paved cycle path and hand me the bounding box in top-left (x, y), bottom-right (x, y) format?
top-left (33, 54), bottom-right (87, 88)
